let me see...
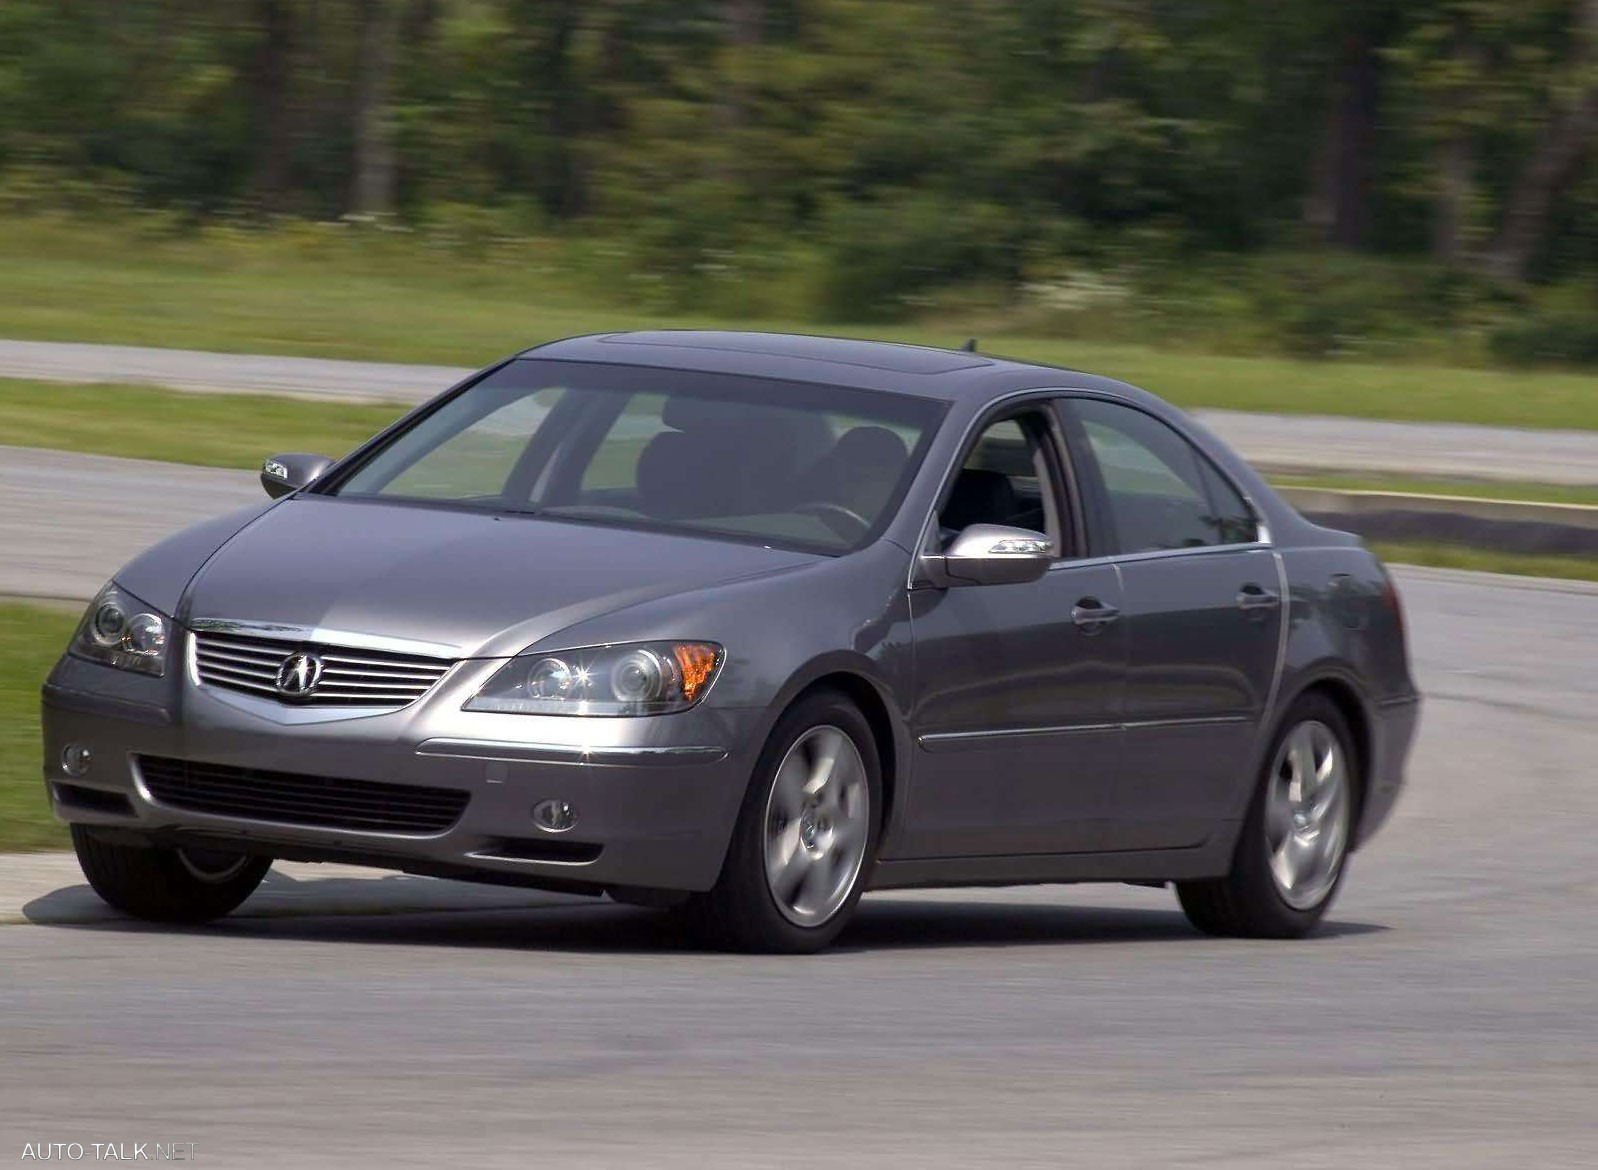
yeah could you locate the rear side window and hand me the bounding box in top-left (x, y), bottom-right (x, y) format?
top-left (1073, 399), bottom-right (1257, 554)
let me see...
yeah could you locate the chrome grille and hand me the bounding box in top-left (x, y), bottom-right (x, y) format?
top-left (192, 629), bottom-right (454, 707)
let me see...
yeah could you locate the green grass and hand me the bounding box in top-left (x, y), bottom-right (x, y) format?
top-left (0, 603), bottom-right (78, 851)
top-left (0, 216), bottom-right (1594, 430)
top-left (0, 380), bottom-right (406, 469)
top-left (1373, 543), bottom-right (1598, 583)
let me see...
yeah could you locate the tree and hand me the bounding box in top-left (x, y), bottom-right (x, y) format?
top-left (1303, 1), bottom-right (1405, 248)
top-left (352, 0), bottom-right (400, 215)
top-left (1482, 0), bottom-right (1598, 280)
top-left (246, 0), bottom-right (296, 210)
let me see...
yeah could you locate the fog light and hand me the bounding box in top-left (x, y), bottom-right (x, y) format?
top-left (533, 798), bottom-right (578, 833)
top-left (61, 744), bottom-right (93, 777)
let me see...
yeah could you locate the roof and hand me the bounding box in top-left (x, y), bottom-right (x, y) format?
top-left (519, 330), bottom-right (1143, 404)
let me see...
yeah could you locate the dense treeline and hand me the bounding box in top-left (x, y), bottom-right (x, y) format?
top-left (1, 1), bottom-right (1595, 353)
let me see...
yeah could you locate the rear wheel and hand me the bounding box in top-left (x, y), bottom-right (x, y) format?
top-left (71, 825), bottom-right (271, 924)
top-left (678, 691), bottom-right (881, 953)
top-left (1177, 693), bottom-right (1357, 939)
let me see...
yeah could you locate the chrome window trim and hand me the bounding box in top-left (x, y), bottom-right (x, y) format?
top-left (907, 385), bottom-right (1273, 590)
top-left (1045, 538), bottom-right (1275, 574)
top-left (1061, 389), bottom-right (1273, 551)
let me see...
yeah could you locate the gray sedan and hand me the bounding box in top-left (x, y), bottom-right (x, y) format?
top-left (41, 331), bottom-right (1419, 952)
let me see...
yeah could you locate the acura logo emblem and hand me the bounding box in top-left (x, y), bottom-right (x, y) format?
top-left (275, 651), bottom-right (324, 699)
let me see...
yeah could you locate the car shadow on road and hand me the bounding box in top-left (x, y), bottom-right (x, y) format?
top-left (22, 876), bottom-right (1387, 954)
top-left (837, 898), bottom-right (1386, 951)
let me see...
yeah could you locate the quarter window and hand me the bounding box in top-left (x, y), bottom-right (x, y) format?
top-left (1073, 399), bottom-right (1257, 554)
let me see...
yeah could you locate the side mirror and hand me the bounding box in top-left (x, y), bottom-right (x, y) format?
top-left (261, 453), bottom-right (335, 499)
top-left (922, 524), bottom-right (1053, 588)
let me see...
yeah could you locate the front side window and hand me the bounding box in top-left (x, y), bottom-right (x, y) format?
top-left (326, 361), bottom-right (944, 555)
top-left (1072, 399), bottom-right (1257, 554)
top-left (937, 411), bottom-right (1063, 555)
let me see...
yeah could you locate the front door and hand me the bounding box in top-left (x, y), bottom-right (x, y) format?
top-left (897, 406), bottom-right (1129, 859)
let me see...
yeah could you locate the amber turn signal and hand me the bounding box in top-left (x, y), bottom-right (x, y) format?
top-left (673, 643), bottom-right (721, 702)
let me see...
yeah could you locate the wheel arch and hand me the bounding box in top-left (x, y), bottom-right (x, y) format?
top-left (1274, 672), bottom-right (1375, 846)
top-left (756, 654), bottom-right (909, 847)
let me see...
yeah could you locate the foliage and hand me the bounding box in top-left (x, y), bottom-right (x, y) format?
top-left (0, 0), bottom-right (1596, 362)
top-left (1488, 284), bottom-right (1598, 364)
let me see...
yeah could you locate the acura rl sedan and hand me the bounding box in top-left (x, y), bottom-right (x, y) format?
top-left (41, 331), bottom-right (1419, 952)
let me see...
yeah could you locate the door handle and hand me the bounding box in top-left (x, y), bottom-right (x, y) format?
top-left (1236, 583), bottom-right (1282, 612)
top-left (1071, 597), bottom-right (1121, 634)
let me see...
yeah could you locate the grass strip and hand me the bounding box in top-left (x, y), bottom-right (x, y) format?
top-left (1372, 543), bottom-right (1598, 583)
top-left (0, 603), bottom-right (77, 851)
top-left (0, 219), bottom-right (1594, 430)
top-left (0, 380), bottom-right (405, 469)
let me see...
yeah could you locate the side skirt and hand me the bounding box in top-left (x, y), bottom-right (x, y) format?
top-left (867, 826), bottom-right (1238, 890)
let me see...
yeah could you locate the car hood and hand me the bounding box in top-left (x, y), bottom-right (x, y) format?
top-left (180, 496), bottom-right (821, 658)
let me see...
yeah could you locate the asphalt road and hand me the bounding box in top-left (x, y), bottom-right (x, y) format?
top-left (6, 337), bottom-right (1598, 484)
top-left (1, 566), bottom-right (1594, 1168)
top-left (0, 446), bottom-right (259, 601)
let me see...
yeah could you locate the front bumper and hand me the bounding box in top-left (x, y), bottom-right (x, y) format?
top-left (42, 654), bottom-right (767, 894)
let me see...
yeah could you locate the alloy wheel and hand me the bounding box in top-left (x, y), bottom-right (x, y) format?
top-left (1264, 719), bottom-right (1350, 910)
top-left (762, 725), bottom-right (871, 927)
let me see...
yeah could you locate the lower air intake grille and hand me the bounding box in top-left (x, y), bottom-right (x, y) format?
top-left (137, 756), bottom-right (469, 835)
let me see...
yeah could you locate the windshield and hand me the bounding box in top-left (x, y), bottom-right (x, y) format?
top-left (323, 360), bottom-right (945, 554)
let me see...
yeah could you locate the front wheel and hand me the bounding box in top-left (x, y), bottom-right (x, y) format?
top-left (678, 691), bottom-right (881, 953)
top-left (1176, 693), bottom-right (1358, 939)
top-left (71, 825), bottom-right (271, 924)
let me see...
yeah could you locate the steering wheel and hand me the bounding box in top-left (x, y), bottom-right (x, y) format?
top-left (794, 500), bottom-right (871, 541)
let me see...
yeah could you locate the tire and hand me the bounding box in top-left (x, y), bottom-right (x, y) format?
top-left (71, 825), bottom-right (271, 924)
top-left (678, 690), bottom-right (882, 953)
top-left (1176, 693), bottom-right (1359, 939)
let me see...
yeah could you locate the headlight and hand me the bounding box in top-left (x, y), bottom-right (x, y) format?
top-left (464, 641), bottom-right (723, 716)
top-left (70, 583), bottom-right (170, 677)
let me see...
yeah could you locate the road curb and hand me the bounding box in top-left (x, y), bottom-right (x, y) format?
top-left (1279, 487), bottom-right (1598, 556)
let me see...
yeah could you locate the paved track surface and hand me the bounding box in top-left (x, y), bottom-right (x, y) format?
top-left (0, 446), bottom-right (258, 601)
top-left (1, 567), bottom-right (1594, 1168)
top-left (6, 337), bottom-right (1598, 484)
top-left (0, 338), bottom-right (463, 404)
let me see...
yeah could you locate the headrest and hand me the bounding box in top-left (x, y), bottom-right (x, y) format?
top-left (661, 395), bottom-right (739, 431)
top-left (941, 468), bottom-right (1018, 532)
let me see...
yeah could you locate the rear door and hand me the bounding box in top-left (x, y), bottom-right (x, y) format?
top-left (1059, 397), bottom-right (1284, 850)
